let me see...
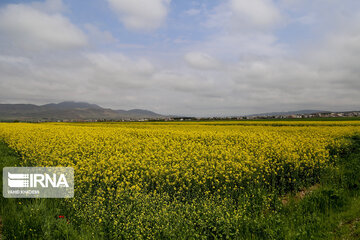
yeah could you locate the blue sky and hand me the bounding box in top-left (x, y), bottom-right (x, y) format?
top-left (0, 0), bottom-right (359, 116)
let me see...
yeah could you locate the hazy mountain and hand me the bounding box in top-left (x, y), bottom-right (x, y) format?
top-left (115, 109), bottom-right (163, 118)
top-left (247, 110), bottom-right (330, 117)
top-left (0, 104), bottom-right (43, 114)
top-left (41, 101), bottom-right (102, 110)
top-left (0, 101), bottom-right (164, 121)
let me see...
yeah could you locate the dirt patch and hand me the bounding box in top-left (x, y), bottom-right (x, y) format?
top-left (282, 184), bottom-right (321, 205)
top-left (338, 218), bottom-right (360, 239)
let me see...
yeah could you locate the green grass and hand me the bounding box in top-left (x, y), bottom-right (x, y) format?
top-left (275, 135), bottom-right (360, 239)
top-left (1, 136), bottom-right (360, 239)
top-left (0, 142), bottom-right (99, 239)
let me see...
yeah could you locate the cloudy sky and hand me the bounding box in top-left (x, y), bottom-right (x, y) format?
top-left (0, 0), bottom-right (359, 116)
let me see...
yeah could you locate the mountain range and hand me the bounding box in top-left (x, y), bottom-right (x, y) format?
top-left (0, 102), bottom-right (345, 121)
top-left (0, 101), bottom-right (164, 121)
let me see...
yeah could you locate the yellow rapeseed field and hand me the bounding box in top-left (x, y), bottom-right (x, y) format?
top-left (1, 121), bottom-right (360, 234)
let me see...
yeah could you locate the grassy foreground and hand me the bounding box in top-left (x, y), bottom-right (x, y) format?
top-left (0, 142), bottom-right (98, 239)
top-left (0, 135), bottom-right (360, 239)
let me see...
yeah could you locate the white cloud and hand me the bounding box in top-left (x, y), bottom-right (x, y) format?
top-left (0, 3), bottom-right (87, 51)
top-left (107, 0), bottom-right (170, 31)
top-left (295, 15), bottom-right (315, 25)
top-left (230, 0), bottom-right (281, 30)
top-left (200, 0), bottom-right (284, 64)
top-left (85, 53), bottom-right (155, 89)
top-left (85, 53), bottom-right (155, 75)
top-left (153, 71), bottom-right (215, 92)
top-left (184, 52), bottom-right (220, 70)
top-left (185, 8), bottom-right (201, 16)
top-left (193, 33), bottom-right (285, 60)
top-left (206, 0), bottom-right (282, 32)
top-left (84, 24), bottom-right (118, 45)
top-left (31, 0), bottom-right (66, 13)
top-left (116, 43), bottom-right (145, 49)
top-left (0, 55), bottom-right (30, 64)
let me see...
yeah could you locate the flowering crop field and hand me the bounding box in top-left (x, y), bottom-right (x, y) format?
top-left (1, 121), bottom-right (360, 239)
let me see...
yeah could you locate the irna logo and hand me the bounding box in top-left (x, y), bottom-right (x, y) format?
top-left (3, 167), bottom-right (74, 198)
top-left (8, 172), bottom-right (69, 188)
